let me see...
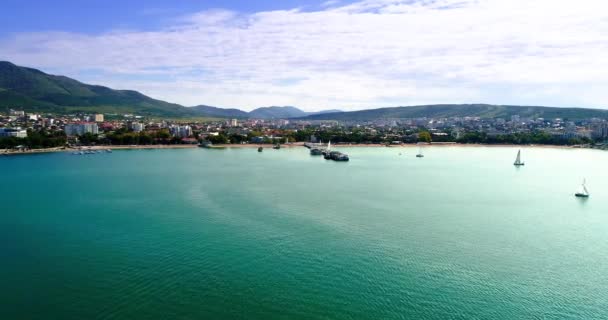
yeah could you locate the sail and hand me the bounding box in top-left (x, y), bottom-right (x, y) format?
top-left (582, 180), bottom-right (589, 195)
top-left (514, 150), bottom-right (523, 165)
top-left (328, 141), bottom-right (331, 151)
top-left (576, 179), bottom-right (590, 196)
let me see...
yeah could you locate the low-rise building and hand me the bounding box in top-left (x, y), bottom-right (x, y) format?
top-left (0, 127), bottom-right (28, 138)
top-left (9, 109), bottom-right (25, 117)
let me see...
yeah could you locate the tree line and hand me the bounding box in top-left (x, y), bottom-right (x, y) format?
top-left (0, 129), bottom-right (67, 149)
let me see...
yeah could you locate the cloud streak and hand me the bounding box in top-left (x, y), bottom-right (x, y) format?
top-left (1, 0), bottom-right (607, 110)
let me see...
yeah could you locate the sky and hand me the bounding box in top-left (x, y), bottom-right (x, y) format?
top-left (1, 0), bottom-right (607, 111)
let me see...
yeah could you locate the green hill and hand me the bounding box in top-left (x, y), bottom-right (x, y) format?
top-left (0, 61), bottom-right (192, 117)
top-left (300, 104), bottom-right (608, 121)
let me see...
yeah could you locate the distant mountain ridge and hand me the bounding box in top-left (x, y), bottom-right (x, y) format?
top-left (1, 61), bottom-right (607, 120)
top-left (299, 104), bottom-right (608, 121)
top-left (190, 105), bottom-right (343, 119)
top-left (190, 105), bottom-right (250, 118)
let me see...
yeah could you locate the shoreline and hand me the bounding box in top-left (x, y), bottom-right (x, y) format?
top-left (0, 142), bottom-right (596, 156)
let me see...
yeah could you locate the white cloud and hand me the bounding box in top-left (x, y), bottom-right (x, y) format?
top-left (1, 0), bottom-right (607, 110)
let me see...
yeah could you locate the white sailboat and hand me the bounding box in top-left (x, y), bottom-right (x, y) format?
top-left (513, 149), bottom-right (524, 166)
top-left (575, 179), bottom-right (590, 198)
top-left (328, 140), bottom-right (331, 151)
top-left (416, 146), bottom-right (424, 158)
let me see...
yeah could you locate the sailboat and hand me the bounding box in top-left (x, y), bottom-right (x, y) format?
top-left (575, 179), bottom-right (590, 198)
top-left (513, 149), bottom-right (524, 166)
top-left (327, 140), bottom-right (331, 151)
top-left (416, 146), bottom-right (424, 158)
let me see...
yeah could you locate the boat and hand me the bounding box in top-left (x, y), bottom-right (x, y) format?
top-left (333, 152), bottom-right (349, 162)
top-left (310, 148), bottom-right (323, 156)
top-left (258, 147), bottom-right (263, 152)
top-left (273, 144), bottom-right (281, 149)
top-left (106, 149), bottom-right (112, 153)
top-left (514, 149), bottom-right (525, 166)
top-left (416, 146), bottom-right (424, 158)
top-left (323, 150), bottom-right (349, 161)
top-left (575, 179), bottom-right (590, 198)
top-left (199, 141), bottom-right (213, 148)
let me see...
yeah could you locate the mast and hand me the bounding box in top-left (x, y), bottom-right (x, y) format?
top-left (582, 179), bottom-right (589, 195)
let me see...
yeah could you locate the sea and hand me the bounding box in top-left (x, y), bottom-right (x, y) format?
top-left (1, 146), bottom-right (608, 319)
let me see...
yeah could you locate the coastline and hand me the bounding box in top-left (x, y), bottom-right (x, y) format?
top-left (1, 142), bottom-right (591, 157)
top-left (0, 144), bottom-right (199, 156)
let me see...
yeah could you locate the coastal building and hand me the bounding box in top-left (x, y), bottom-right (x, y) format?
top-left (9, 109), bottom-right (25, 117)
top-left (592, 122), bottom-right (608, 139)
top-left (230, 119), bottom-right (238, 127)
top-left (170, 125), bottom-right (192, 138)
top-left (132, 122), bottom-right (145, 132)
top-left (94, 114), bottom-right (104, 122)
top-left (64, 123), bottom-right (99, 136)
top-left (0, 127), bottom-right (28, 138)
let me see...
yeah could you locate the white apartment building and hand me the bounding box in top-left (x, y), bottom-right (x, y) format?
top-left (64, 123), bottom-right (99, 136)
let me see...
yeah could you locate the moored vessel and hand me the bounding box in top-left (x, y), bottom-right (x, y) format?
top-left (575, 179), bottom-right (590, 198)
top-left (514, 149), bottom-right (524, 166)
top-left (310, 148), bottom-right (323, 155)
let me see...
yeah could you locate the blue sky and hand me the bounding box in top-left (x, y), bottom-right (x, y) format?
top-left (1, 0), bottom-right (607, 110)
top-left (0, 0), bottom-right (354, 34)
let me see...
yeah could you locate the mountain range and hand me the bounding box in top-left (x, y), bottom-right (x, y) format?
top-left (299, 104), bottom-right (608, 121)
top-left (0, 61), bottom-right (339, 119)
top-left (190, 105), bottom-right (342, 119)
top-left (1, 61), bottom-right (607, 121)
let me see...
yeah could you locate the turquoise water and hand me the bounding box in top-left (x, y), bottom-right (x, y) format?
top-left (1, 146), bottom-right (608, 319)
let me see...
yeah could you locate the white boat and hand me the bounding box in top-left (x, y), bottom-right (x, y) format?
top-left (328, 140), bottom-right (331, 151)
top-left (514, 149), bottom-right (524, 166)
top-left (575, 179), bottom-right (590, 198)
top-left (416, 146), bottom-right (424, 158)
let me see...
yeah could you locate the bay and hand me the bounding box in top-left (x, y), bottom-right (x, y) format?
top-left (1, 146), bottom-right (608, 319)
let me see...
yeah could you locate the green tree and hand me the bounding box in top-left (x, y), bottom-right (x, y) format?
top-left (418, 131), bottom-right (432, 143)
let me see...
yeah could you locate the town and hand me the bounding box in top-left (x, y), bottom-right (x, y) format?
top-left (1, 107), bottom-right (608, 153)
